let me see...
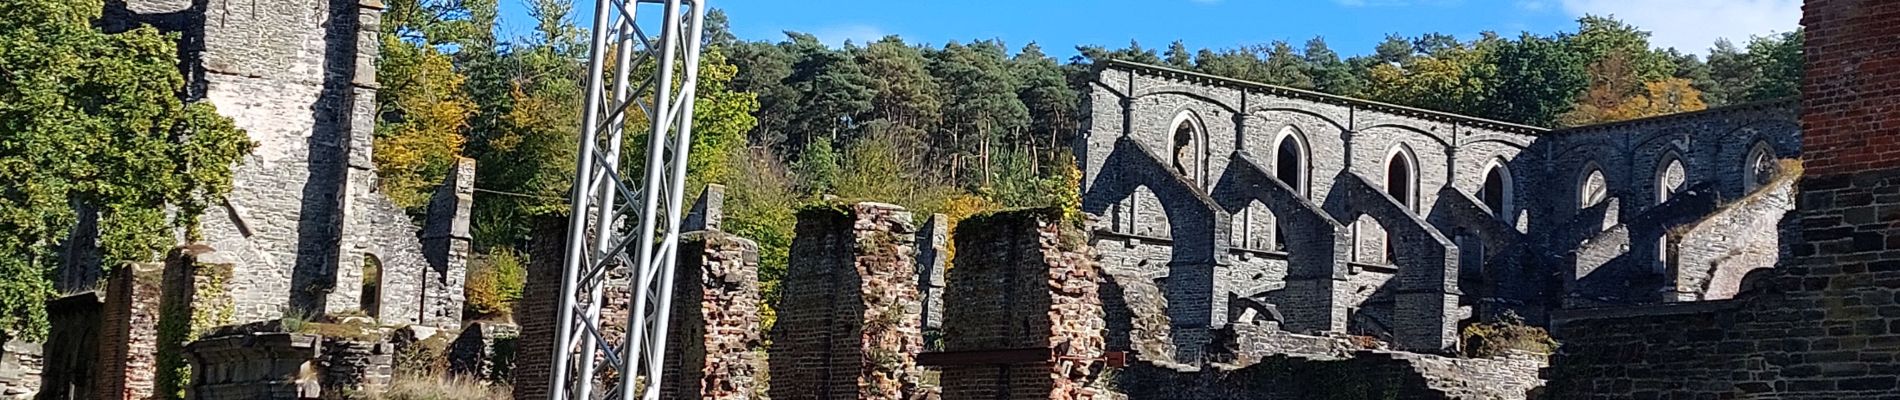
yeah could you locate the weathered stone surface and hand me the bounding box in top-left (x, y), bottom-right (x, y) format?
top-left (447, 322), bottom-right (518, 384)
top-left (181, 332), bottom-right (391, 400)
top-left (938, 209), bottom-right (1105, 400)
top-left (916, 214), bottom-right (949, 331)
top-left (1542, 2), bottom-right (1900, 397)
top-left (0, 340), bottom-right (39, 399)
top-left (769, 202), bottom-right (923, 400)
top-left (100, 0), bottom-right (468, 329)
top-left (660, 231), bottom-right (763, 400)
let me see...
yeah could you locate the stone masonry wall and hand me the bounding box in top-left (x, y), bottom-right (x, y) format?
top-left (418, 158), bottom-right (475, 328)
top-left (1543, 1), bottom-right (1900, 397)
top-left (939, 209), bottom-right (1106, 400)
top-left (182, 332), bottom-right (390, 400)
top-left (660, 230), bottom-right (763, 400)
top-left (0, 340), bottom-right (40, 399)
top-left (917, 214), bottom-right (949, 331)
top-left (106, 0), bottom-right (467, 329)
top-left (184, 333), bottom-right (325, 400)
top-left (769, 203), bottom-right (923, 400)
top-left (1671, 172), bottom-right (1797, 301)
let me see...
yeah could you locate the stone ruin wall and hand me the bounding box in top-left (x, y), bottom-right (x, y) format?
top-left (1082, 60), bottom-right (1804, 351)
top-left (937, 209), bottom-right (1106, 400)
top-left (12, 1), bottom-right (480, 398)
top-left (661, 185), bottom-right (766, 400)
top-left (768, 203), bottom-right (924, 400)
top-left (181, 332), bottom-right (393, 400)
top-left (1543, 0), bottom-right (1900, 397)
top-left (99, 0), bottom-right (471, 328)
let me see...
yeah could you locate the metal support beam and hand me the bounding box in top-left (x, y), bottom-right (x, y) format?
top-left (548, 0), bottom-right (708, 399)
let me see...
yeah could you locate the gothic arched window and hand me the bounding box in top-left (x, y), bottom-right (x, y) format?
top-left (1744, 142), bottom-right (1777, 193)
top-left (1386, 145), bottom-right (1418, 211)
top-left (1657, 153), bottom-right (1686, 204)
top-left (1170, 112), bottom-right (1204, 186)
top-left (1580, 164), bottom-right (1608, 209)
top-left (1274, 126), bottom-right (1309, 197)
top-left (1480, 160), bottom-right (1513, 221)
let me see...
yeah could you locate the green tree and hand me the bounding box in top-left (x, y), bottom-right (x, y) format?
top-left (931, 40), bottom-right (1030, 188)
top-left (1743, 30), bottom-right (1804, 102)
top-left (1484, 33), bottom-right (1588, 126)
top-left (1304, 37), bottom-right (1365, 97)
top-left (1165, 40), bottom-right (1193, 69)
top-left (1012, 42), bottom-right (1080, 163)
top-left (0, 0), bottom-right (252, 340)
top-left (859, 36), bottom-right (942, 130)
top-left (466, 0), bottom-right (584, 245)
top-left (785, 35), bottom-right (874, 149)
top-left (1366, 36), bottom-right (1496, 116)
top-left (375, 6), bottom-right (477, 210)
top-left (1704, 39), bottom-right (1758, 105)
top-left (1565, 15), bottom-right (1674, 81)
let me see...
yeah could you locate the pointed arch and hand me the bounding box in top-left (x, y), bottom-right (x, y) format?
top-left (1273, 125), bottom-right (1311, 198)
top-left (1743, 141), bottom-right (1777, 193)
top-left (1579, 162), bottom-right (1608, 209)
top-left (1656, 151), bottom-right (1687, 204)
top-left (1168, 110), bottom-right (1208, 187)
top-left (1479, 158), bottom-right (1514, 221)
top-left (1385, 144), bottom-right (1419, 212)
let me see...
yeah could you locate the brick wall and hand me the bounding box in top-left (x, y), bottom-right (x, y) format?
top-left (95, 263), bottom-right (162, 400)
top-left (660, 232), bottom-right (763, 399)
top-left (769, 203), bottom-right (923, 400)
top-left (938, 209), bottom-right (1106, 400)
top-left (1543, 1), bottom-right (1900, 397)
top-left (509, 216), bottom-right (567, 400)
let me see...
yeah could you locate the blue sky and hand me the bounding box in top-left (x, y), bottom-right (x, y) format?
top-left (496, 0), bottom-right (1801, 58)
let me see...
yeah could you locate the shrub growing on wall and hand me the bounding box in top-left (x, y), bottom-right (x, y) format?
top-left (0, 0), bottom-right (253, 341)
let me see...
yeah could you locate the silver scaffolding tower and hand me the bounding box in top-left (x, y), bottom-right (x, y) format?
top-left (548, 0), bottom-right (708, 398)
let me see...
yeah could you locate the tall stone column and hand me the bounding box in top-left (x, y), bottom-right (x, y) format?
top-left (660, 186), bottom-right (764, 399)
top-left (509, 216), bottom-right (569, 400)
top-left (769, 202), bottom-right (924, 400)
top-left (916, 214), bottom-right (949, 331)
top-left (938, 209), bottom-right (1106, 400)
top-left (95, 262), bottom-right (163, 400)
top-left (420, 158), bottom-right (476, 328)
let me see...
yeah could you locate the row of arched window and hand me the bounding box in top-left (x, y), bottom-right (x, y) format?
top-left (1155, 112), bottom-right (1782, 260)
top-left (1573, 141), bottom-right (1778, 211)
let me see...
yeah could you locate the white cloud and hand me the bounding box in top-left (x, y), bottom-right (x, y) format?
top-left (810, 24), bottom-right (887, 48)
top-left (1559, 0), bottom-right (1801, 53)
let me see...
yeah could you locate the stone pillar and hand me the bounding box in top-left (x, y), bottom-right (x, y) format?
top-left (510, 216), bottom-right (568, 400)
top-left (155, 246), bottom-right (238, 400)
top-left (916, 214), bottom-right (949, 331)
top-left (95, 262), bottom-right (163, 400)
top-left (324, 0), bottom-right (389, 317)
top-left (939, 209), bottom-right (1106, 400)
top-left (420, 157), bottom-right (475, 328)
top-left (660, 231), bottom-right (763, 399)
top-left (659, 186), bottom-right (763, 399)
top-left (769, 202), bottom-right (924, 400)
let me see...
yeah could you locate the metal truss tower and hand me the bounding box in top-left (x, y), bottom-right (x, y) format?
top-left (548, 0), bottom-right (708, 398)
